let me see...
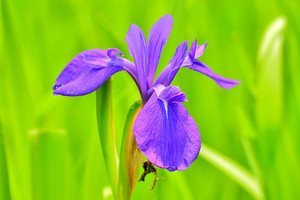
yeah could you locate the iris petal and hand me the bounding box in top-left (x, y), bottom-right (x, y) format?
top-left (53, 49), bottom-right (137, 96)
top-left (183, 42), bottom-right (241, 89)
top-left (185, 60), bottom-right (242, 89)
top-left (156, 41), bottom-right (241, 89)
top-left (158, 85), bottom-right (187, 103)
top-left (125, 24), bottom-right (148, 101)
top-left (133, 86), bottom-right (201, 171)
top-left (147, 14), bottom-right (173, 87)
top-left (195, 42), bottom-right (208, 58)
top-left (107, 48), bottom-right (124, 58)
top-left (188, 40), bottom-right (207, 59)
top-left (154, 41), bottom-right (188, 86)
top-left (188, 39), bottom-right (197, 61)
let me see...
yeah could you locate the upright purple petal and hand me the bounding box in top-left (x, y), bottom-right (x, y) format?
top-left (188, 39), bottom-right (197, 61)
top-left (188, 40), bottom-right (207, 59)
top-left (133, 86), bottom-right (201, 171)
top-left (125, 24), bottom-right (148, 101)
top-left (195, 42), bottom-right (208, 58)
top-left (154, 41), bottom-right (188, 86)
top-left (53, 49), bottom-right (138, 96)
top-left (147, 14), bottom-right (173, 87)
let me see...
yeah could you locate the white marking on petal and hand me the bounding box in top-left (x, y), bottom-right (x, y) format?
top-left (163, 101), bottom-right (168, 119)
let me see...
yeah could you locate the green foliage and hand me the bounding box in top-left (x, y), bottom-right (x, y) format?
top-left (29, 129), bottom-right (67, 200)
top-left (0, 122), bottom-right (11, 200)
top-left (96, 78), bottom-right (119, 199)
top-left (118, 100), bottom-right (143, 200)
top-left (200, 144), bottom-right (264, 199)
top-left (1, 0), bottom-right (300, 199)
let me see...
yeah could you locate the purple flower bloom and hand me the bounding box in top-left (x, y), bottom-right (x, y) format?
top-left (53, 14), bottom-right (241, 171)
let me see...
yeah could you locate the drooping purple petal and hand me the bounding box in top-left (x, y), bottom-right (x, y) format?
top-left (183, 42), bottom-right (241, 89)
top-left (133, 85), bottom-right (201, 171)
top-left (81, 49), bottom-right (108, 67)
top-left (156, 41), bottom-right (241, 89)
top-left (83, 49), bottom-right (136, 76)
top-left (125, 24), bottom-right (148, 101)
top-left (185, 59), bottom-right (242, 89)
top-left (147, 14), bottom-right (173, 87)
top-left (53, 49), bottom-right (137, 96)
top-left (154, 41), bottom-right (188, 86)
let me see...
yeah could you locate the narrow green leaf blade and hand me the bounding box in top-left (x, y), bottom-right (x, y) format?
top-left (256, 16), bottom-right (286, 131)
top-left (200, 144), bottom-right (265, 200)
top-left (29, 129), bottom-right (67, 200)
top-left (0, 122), bottom-right (11, 200)
top-left (118, 100), bottom-right (144, 200)
top-left (96, 78), bottom-right (118, 199)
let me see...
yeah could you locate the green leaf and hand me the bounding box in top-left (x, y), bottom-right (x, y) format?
top-left (199, 144), bottom-right (265, 200)
top-left (0, 121), bottom-right (11, 200)
top-left (256, 16), bottom-right (286, 131)
top-left (29, 129), bottom-right (67, 200)
top-left (118, 100), bottom-right (144, 200)
top-left (96, 78), bottom-right (119, 200)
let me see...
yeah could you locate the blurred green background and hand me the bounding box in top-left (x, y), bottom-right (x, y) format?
top-left (1, 0), bottom-right (300, 199)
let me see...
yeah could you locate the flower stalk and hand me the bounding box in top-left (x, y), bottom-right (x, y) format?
top-left (97, 79), bottom-right (145, 200)
top-left (96, 78), bottom-right (119, 200)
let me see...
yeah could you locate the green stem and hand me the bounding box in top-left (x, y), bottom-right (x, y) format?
top-left (96, 78), bottom-right (119, 200)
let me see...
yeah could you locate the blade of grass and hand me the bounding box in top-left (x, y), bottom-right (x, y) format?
top-left (0, 121), bottom-right (11, 200)
top-left (1, 1), bottom-right (33, 199)
top-left (118, 100), bottom-right (143, 200)
top-left (29, 129), bottom-right (66, 200)
top-left (81, 125), bottom-right (109, 200)
top-left (236, 107), bottom-right (262, 178)
top-left (96, 77), bottom-right (119, 200)
top-left (199, 144), bottom-right (265, 200)
top-left (256, 16), bottom-right (286, 131)
top-left (254, 17), bottom-right (286, 199)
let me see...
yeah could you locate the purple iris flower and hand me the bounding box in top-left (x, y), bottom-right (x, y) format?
top-left (53, 14), bottom-right (241, 171)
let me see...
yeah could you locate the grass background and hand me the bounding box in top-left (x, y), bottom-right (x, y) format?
top-left (1, 0), bottom-right (300, 199)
